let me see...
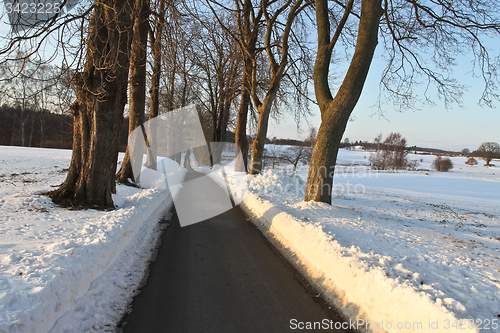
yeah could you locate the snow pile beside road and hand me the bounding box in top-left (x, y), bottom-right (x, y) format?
top-left (0, 146), bottom-right (184, 333)
top-left (234, 168), bottom-right (500, 333)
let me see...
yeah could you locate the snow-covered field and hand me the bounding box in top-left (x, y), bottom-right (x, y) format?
top-left (0, 146), bottom-right (183, 333)
top-left (229, 146), bottom-right (500, 333)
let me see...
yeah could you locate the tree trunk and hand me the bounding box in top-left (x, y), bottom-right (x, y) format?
top-left (305, 0), bottom-right (382, 203)
top-left (48, 0), bottom-right (133, 208)
top-left (211, 99), bottom-right (231, 165)
top-left (21, 101), bottom-right (26, 147)
top-left (234, 59), bottom-right (252, 172)
top-left (29, 112), bottom-right (35, 147)
top-left (146, 0), bottom-right (165, 170)
top-left (249, 99), bottom-right (272, 174)
top-left (40, 112), bottom-right (45, 148)
top-left (117, 0), bottom-right (150, 184)
top-left (166, 47), bottom-right (178, 111)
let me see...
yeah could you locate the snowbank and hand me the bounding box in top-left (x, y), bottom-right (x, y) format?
top-left (47, 187), bottom-right (172, 332)
top-left (232, 166), bottom-right (500, 333)
top-left (0, 146), bottom-right (185, 333)
top-left (241, 192), bottom-right (475, 333)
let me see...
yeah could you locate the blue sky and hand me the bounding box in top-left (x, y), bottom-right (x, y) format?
top-left (267, 52), bottom-right (500, 152)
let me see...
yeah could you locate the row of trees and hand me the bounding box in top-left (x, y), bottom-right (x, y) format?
top-left (0, 59), bottom-right (75, 147)
top-left (1, 0), bottom-right (499, 207)
top-left (368, 133), bottom-right (499, 170)
top-left (0, 105), bottom-right (74, 148)
top-left (263, 134), bottom-right (498, 172)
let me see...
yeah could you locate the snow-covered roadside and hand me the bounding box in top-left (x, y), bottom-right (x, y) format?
top-left (47, 189), bottom-right (171, 333)
top-left (240, 191), bottom-right (473, 333)
top-left (225, 162), bottom-right (500, 333)
top-left (0, 146), bottom-right (184, 333)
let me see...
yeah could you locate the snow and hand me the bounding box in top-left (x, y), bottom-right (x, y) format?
top-left (229, 147), bottom-right (500, 333)
top-left (2, 144), bottom-right (499, 333)
top-left (0, 146), bottom-right (185, 333)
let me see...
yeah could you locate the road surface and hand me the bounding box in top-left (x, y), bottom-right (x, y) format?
top-left (119, 172), bottom-right (352, 332)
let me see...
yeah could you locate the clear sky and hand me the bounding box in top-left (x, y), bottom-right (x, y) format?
top-left (267, 49), bottom-right (500, 152)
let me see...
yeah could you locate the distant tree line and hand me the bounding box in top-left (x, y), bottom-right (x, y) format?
top-left (270, 137), bottom-right (308, 147)
top-left (268, 127), bottom-right (317, 148)
top-left (0, 105), bottom-right (73, 149)
top-left (0, 104), bottom-right (130, 151)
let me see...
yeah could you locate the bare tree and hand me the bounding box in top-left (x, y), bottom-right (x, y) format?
top-left (280, 145), bottom-right (312, 172)
top-left (145, 0), bottom-right (167, 170)
top-left (432, 156), bottom-right (454, 172)
top-left (305, 0), bottom-right (500, 203)
top-left (206, 0), bottom-right (265, 172)
top-left (0, 58), bottom-right (35, 146)
top-left (117, 0), bottom-right (151, 184)
top-left (155, 2), bottom-right (199, 165)
top-left (0, 59), bottom-right (61, 147)
top-left (461, 148), bottom-right (471, 156)
top-left (148, 0), bottom-right (165, 120)
top-left (305, 126), bottom-right (317, 148)
top-left (192, 18), bottom-right (242, 164)
top-left (0, 1), bottom-right (138, 208)
top-left (248, 0), bottom-right (308, 175)
top-left (263, 144), bottom-right (281, 169)
top-left (370, 132), bottom-right (408, 170)
top-left (48, 0), bottom-right (134, 208)
top-left (472, 142), bottom-right (500, 166)
top-left (206, 0), bottom-right (312, 173)
top-left (32, 64), bottom-right (57, 148)
top-left (159, 2), bottom-right (198, 112)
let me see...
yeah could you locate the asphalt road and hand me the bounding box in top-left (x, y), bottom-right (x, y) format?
top-left (119, 172), bottom-right (352, 333)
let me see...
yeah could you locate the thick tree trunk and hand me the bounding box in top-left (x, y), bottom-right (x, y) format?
top-left (305, 0), bottom-right (382, 203)
top-left (117, 0), bottom-right (150, 184)
top-left (234, 60), bottom-right (252, 172)
top-left (48, 0), bottom-right (133, 208)
top-left (53, 96), bottom-right (85, 200)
